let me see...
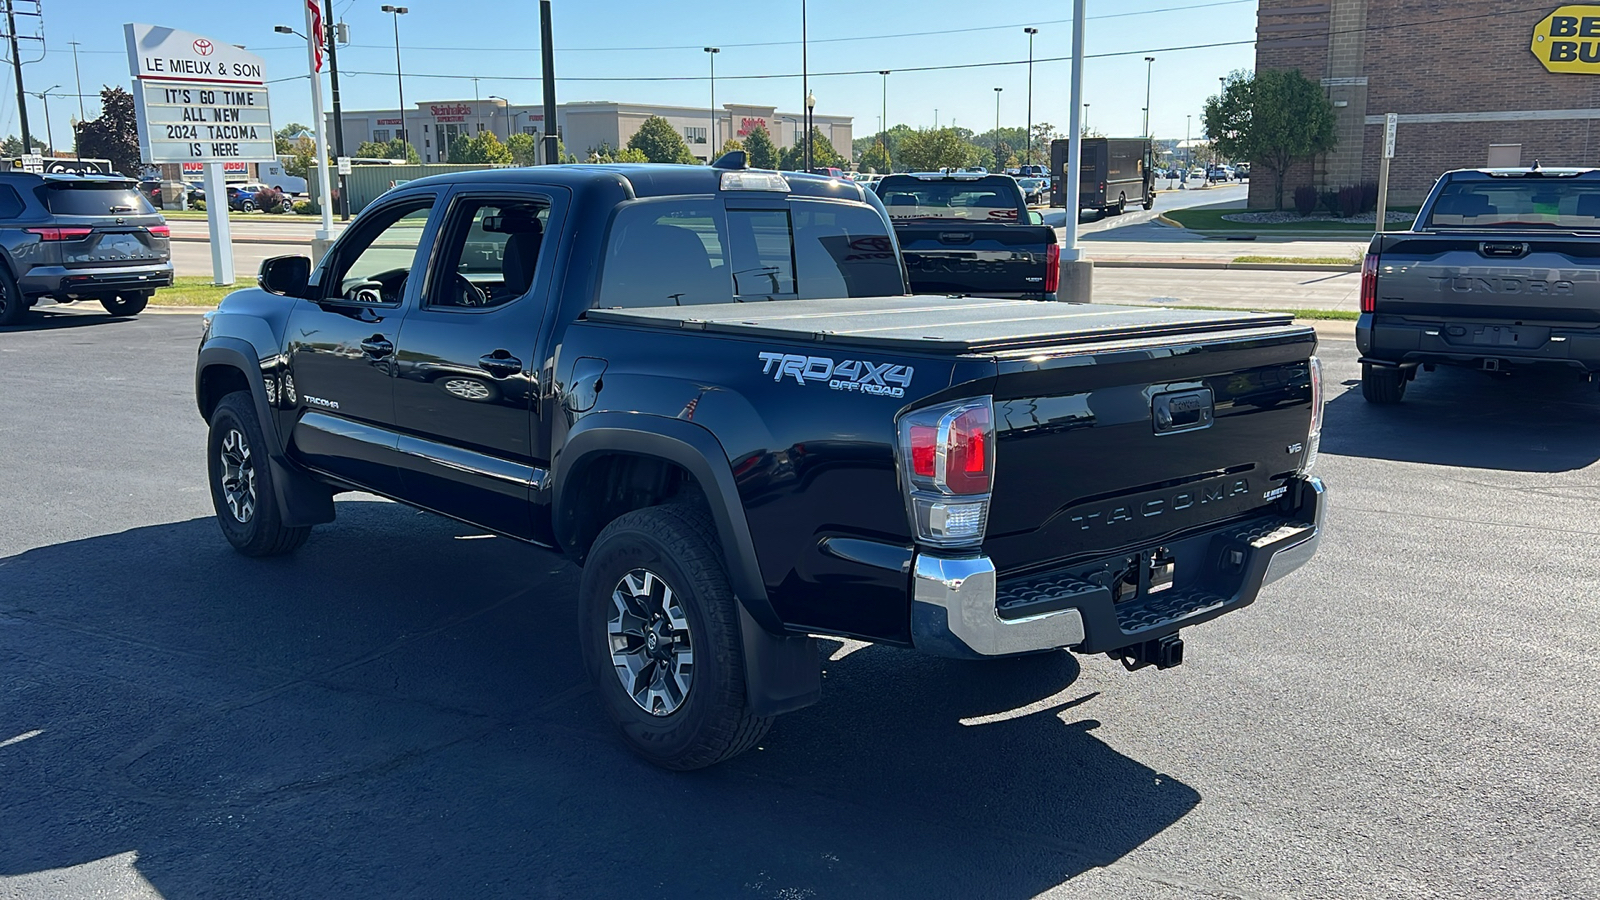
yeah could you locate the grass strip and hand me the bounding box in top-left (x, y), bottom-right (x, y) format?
top-left (1233, 255), bottom-right (1360, 266)
top-left (1163, 208), bottom-right (1385, 233)
top-left (1120, 300), bottom-right (1359, 321)
top-left (152, 277), bottom-right (246, 307)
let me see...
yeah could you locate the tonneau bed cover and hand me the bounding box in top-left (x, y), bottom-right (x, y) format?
top-left (586, 295), bottom-right (1302, 353)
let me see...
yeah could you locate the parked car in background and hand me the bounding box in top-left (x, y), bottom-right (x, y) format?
top-left (808, 166), bottom-right (848, 180)
top-left (1208, 167), bottom-right (1231, 183)
top-left (875, 171), bottom-right (1059, 299)
top-left (0, 172), bottom-right (172, 325)
top-left (226, 183), bottom-right (292, 213)
top-left (1234, 163), bottom-right (1251, 180)
top-left (1016, 176), bottom-right (1049, 206)
top-left (1358, 166), bottom-right (1600, 402)
top-left (186, 181), bottom-right (206, 205)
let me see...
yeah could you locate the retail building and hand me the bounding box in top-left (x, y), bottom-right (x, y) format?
top-left (1253, 0), bottom-right (1600, 206)
top-left (328, 99), bottom-right (852, 165)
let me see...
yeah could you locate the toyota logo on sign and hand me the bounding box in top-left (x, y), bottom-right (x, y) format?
top-left (192, 38), bottom-right (214, 56)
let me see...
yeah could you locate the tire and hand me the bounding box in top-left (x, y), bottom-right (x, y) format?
top-left (0, 265), bottom-right (25, 326)
top-left (1112, 195), bottom-right (1126, 215)
top-left (100, 292), bottom-right (149, 317)
top-left (579, 503), bottom-right (772, 770)
top-left (206, 391), bottom-right (312, 556)
top-left (1143, 196), bottom-right (1155, 211)
top-left (242, 200), bottom-right (256, 212)
top-left (1361, 362), bottom-right (1407, 404)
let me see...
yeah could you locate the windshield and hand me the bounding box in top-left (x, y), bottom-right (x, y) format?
top-left (876, 177), bottom-right (1021, 221)
top-left (1425, 177), bottom-right (1600, 230)
top-left (43, 182), bottom-right (157, 216)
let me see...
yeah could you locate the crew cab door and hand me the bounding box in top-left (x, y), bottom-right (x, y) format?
top-left (283, 195), bottom-right (437, 496)
top-left (390, 187), bottom-right (568, 541)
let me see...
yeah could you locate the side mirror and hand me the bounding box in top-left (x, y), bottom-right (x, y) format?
top-left (258, 255), bottom-right (312, 297)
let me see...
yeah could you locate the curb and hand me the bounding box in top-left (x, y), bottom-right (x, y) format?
top-left (170, 234), bottom-right (313, 246)
top-left (1094, 259), bottom-right (1357, 273)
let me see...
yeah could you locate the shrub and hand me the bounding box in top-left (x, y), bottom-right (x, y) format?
top-left (1320, 190), bottom-right (1341, 217)
top-left (254, 186), bottom-right (286, 213)
top-left (1358, 180), bottom-right (1379, 214)
top-left (293, 199), bottom-right (317, 215)
top-left (1293, 184), bottom-right (1318, 217)
top-left (1337, 184), bottom-right (1362, 218)
top-left (192, 199), bottom-right (206, 211)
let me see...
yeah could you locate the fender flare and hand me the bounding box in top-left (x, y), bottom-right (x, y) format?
top-left (555, 412), bottom-right (819, 717)
top-left (196, 338), bottom-right (335, 527)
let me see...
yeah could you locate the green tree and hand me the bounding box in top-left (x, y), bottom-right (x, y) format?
top-left (989, 140), bottom-right (1014, 172)
top-left (585, 143), bottom-right (648, 163)
top-left (275, 123), bottom-right (310, 154)
top-left (353, 138), bottom-right (419, 163)
top-left (717, 137), bottom-right (745, 160)
top-left (742, 124), bottom-right (779, 169)
top-left (858, 140), bottom-right (892, 174)
top-left (506, 132), bottom-right (538, 166)
top-left (1205, 68), bottom-right (1336, 209)
top-left (448, 131), bottom-right (513, 165)
top-left (1027, 122), bottom-right (1059, 163)
top-left (0, 133), bottom-right (48, 156)
top-left (627, 116), bottom-right (697, 164)
top-left (807, 126), bottom-right (844, 168)
top-left (897, 127), bottom-right (981, 172)
top-left (74, 86), bottom-right (141, 176)
top-left (284, 135), bottom-right (318, 179)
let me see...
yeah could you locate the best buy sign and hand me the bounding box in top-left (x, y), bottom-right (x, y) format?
top-left (1532, 5), bottom-right (1600, 72)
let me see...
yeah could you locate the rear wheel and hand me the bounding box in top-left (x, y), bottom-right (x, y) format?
top-left (0, 266), bottom-right (24, 326)
top-left (207, 391), bottom-right (311, 556)
top-left (1112, 195), bottom-right (1126, 215)
top-left (1361, 362), bottom-right (1407, 404)
top-left (579, 503), bottom-right (772, 770)
top-left (100, 292), bottom-right (150, 317)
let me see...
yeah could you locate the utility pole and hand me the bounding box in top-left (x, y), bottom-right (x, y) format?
top-left (1024, 26), bottom-right (1038, 164)
top-left (325, 1), bottom-right (350, 221)
top-left (539, 0), bottom-right (558, 164)
top-left (878, 71), bottom-right (889, 142)
top-left (68, 40), bottom-right (86, 123)
top-left (5, 1), bottom-right (32, 152)
top-left (704, 47), bottom-right (719, 159)
top-left (28, 85), bottom-right (54, 154)
top-left (1143, 56), bottom-right (1155, 138)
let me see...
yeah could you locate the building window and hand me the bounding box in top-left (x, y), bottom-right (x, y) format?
top-left (373, 129), bottom-right (390, 142)
top-left (522, 125), bottom-right (538, 136)
top-left (684, 126), bottom-right (707, 145)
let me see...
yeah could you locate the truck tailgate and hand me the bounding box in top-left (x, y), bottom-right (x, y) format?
top-left (978, 328), bottom-right (1317, 576)
top-left (1376, 234), bottom-right (1600, 322)
top-left (891, 223), bottom-right (1057, 296)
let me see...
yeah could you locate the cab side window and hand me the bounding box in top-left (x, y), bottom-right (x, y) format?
top-left (324, 201), bottom-right (434, 304)
top-left (427, 198), bottom-right (551, 309)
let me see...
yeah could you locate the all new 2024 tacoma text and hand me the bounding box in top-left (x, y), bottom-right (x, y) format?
top-left (195, 157), bottom-right (1327, 769)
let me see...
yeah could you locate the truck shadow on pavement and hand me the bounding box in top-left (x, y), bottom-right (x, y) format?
top-left (1321, 364), bottom-right (1600, 471)
top-left (0, 501), bottom-right (1199, 899)
top-left (0, 309), bottom-right (140, 332)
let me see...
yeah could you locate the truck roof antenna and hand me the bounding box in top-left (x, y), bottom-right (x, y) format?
top-left (712, 150), bottom-right (749, 170)
top-left (1531, 159), bottom-right (1543, 171)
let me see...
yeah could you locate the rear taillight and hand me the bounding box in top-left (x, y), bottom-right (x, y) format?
top-left (1360, 253), bottom-right (1379, 313)
top-left (1045, 242), bottom-right (1061, 294)
top-left (898, 398), bottom-right (995, 547)
top-left (147, 224), bottom-right (170, 237)
top-left (26, 227), bottom-right (92, 241)
top-left (1303, 355), bottom-right (1324, 473)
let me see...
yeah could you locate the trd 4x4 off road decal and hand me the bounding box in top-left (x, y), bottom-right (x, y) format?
top-left (757, 352), bottom-right (914, 398)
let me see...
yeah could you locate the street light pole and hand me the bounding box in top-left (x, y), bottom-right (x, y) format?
top-left (879, 70), bottom-right (889, 142)
top-left (1024, 27), bottom-right (1038, 164)
top-left (68, 40), bottom-right (86, 123)
top-left (380, 6), bottom-right (408, 149)
top-left (29, 85), bottom-right (56, 154)
top-left (1143, 56), bottom-right (1155, 138)
top-left (489, 95), bottom-right (510, 144)
top-left (993, 87), bottom-right (1002, 138)
top-left (802, 0), bottom-right (810, 171)
top-left (704, 47), bottom-right (719, 159)
top-left (1083, 103), bottom-right (1090, 134)
top-left (805, 90), bottom-right (816, 171)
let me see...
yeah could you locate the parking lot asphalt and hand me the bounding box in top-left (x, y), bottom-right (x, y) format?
top-left (2, 312), bottom-right (1598, 899)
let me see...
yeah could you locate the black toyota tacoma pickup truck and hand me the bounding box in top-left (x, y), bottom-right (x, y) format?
top-left (195, 156), bottom-right (1327, 769)
top-left (1359, 167), bottom-right (1600, 402)
top-left (873, 172), bottom-right (1062, 300)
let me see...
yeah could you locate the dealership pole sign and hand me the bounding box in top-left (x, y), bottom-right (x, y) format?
top-left (1531, 6), bottom-right (1600, 72)
top-left (123, 23), bottom-right (276, 163)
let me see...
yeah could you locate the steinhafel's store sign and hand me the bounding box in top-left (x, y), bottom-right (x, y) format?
top-left (124, 23), bottom-right (276, 164)
top-left (430, 104), bottom-right (472, 123)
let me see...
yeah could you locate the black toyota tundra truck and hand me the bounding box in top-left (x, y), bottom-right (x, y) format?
top-left (1359, 166), bottom-right (1600, 402)
top-left (195, 156), bottom-right (1327, 770)
top-left (873, 172), bottom-right (1062, 299)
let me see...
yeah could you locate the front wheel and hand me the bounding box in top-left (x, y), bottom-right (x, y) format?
top-left (100, 292), bottom-right (149, 317)
top-left (1361, 362), bottom-right (1407, 404)
top-left (207, 391), bottom-right (312, 556)
top-left (579, 503), bottom-right (772, 770)
top-left (241, 200), bottom-right (256, 212)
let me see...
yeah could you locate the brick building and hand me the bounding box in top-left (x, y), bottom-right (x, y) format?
top-left (1252, 1), bottom-right (1600, 207)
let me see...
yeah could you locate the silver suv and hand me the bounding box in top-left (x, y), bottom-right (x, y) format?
top-left (0, 173), bottom-right (173, 325)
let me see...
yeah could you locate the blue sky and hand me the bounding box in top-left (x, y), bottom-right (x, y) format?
top-left (19, 0), bottom-right (1258, 151)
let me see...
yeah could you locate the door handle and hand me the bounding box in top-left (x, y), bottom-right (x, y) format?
top-left (479, 351), bottom-right (523, 378)
top-left (359, 336), bottom-right (393, 357)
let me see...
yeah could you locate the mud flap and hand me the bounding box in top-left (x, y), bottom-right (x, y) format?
top-left (738, 603), bottom-right (821, 717)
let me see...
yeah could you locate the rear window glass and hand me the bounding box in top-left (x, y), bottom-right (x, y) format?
top-left (876, 177), bottom-right (1020, 221)
top-left (595, 198), bottom-right (903, 309)
top-left (44, 182), bottom-right (156, 216)
top-left (1426, 178), bottom-right (1600, 230)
